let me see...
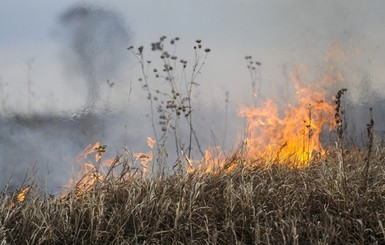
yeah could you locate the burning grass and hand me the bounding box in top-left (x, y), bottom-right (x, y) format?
top-left (1, 147), bottom-right (385, 244)
top-left (1, 38), bottom-right (385, 244)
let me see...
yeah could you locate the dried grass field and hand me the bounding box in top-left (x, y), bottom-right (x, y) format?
top-left (1, 146), bottom-right (385, 244)
top-left (1, 39), bottom-right (385, 244)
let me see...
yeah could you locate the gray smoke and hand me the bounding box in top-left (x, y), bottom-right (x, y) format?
top-left (59, 4), bottom-right (131, 110)
top-left (345, 76), bottom-right (385, 146)
top-left (0, 4), bottom-right (134, 193)
top-left (2, 1), bottom-right (385, 194)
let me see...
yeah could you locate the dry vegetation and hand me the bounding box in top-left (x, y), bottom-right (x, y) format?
top-left (1, 147), bottom-right (385, 244)
top-left (1, 38), bottom-right (385, 244)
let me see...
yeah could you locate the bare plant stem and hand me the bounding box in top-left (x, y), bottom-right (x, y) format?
top-left (186, 50), bottom-right (209, 158)
top-left (245, 56), bottom-right (262, 106)
top-left (364, 107), bottom-right (374, 190)
top-left (128, 39), bottom-right (210, 173)
top-left (334, 88), bottom-right (348, 192)
top-left (134, 49), bottom-right (165, 173)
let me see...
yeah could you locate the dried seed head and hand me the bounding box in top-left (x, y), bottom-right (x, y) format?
top-left (138, 46), bottom-right (144, 54)
top-left (162, 51), bottom-right (170, 58)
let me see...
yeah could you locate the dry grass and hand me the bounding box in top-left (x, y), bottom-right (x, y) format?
top-left (1, 146), bottom-right (385, 244)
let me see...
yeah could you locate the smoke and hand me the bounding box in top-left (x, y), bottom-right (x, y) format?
top-left (59, 4), bottom-right (131, 111)
top-left (0, 4), bottom-right (134, 192)
top-left (1, 1), bottom-right (385, 193)
top-left (0, 114), bottom-right (100, 192)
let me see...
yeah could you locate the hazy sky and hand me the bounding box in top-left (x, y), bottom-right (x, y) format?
top-left (1, 0), bottom-right (385, 113)
top-left (1, 0), bottom-right (385, 190)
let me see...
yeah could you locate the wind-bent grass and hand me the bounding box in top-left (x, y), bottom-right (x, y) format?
top-left (1, 147), bottom-right (385, 244)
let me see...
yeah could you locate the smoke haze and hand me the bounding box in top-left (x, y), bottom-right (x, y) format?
top-left (0, 4), bottom-right (134, 192)
top-left (0, 1), bottom-right (385, 191)
top-left (59, 4), bottom-right (131, 110)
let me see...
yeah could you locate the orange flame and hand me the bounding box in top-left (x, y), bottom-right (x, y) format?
top-left (182, 63), bottom-right (346, 172)
top-left (62, 43), bottom-right (349, 187)
top-left (65, 137), bottom-right (157, 196)
top-left (133, 137), bottom-right (155, 177)
top-left (239, 44), bottom-right (347, 167)
top-left (184, 43), bottom-right (347, 172)
top-left (9, 186), bottom-right (31, 208)
top-left (17, 186), bottom-right (30, 203)
top-left (187, 146), bottom-right (226, 173)
top-left (239, 96), bottom-right (334, 167)
top-left (64, 141), bottom-right (112, 195)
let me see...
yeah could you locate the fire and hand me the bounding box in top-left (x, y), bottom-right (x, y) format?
top-left (61, 43), bottom-right (348, 191)
top-left (17, 186), bottom-right (30, 203)
top-left (65, 141), bottom-right (110, 195)
top-left (65, 137), bottom-right (156, 196)
top-left (185, 90), bottom-right (335, 172)
top-left (9, 186), bottom-right (31, 208)
top-left (239, 98), bottom-right (334, 167)
top-left (239, 58), bottom-right (345, 167)
top-left (133, 137), bottom-right (155, 177)
top-left (187, 146), bottom-right (228, 174)
top-left (186, 43), bottom-right (347, 170)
